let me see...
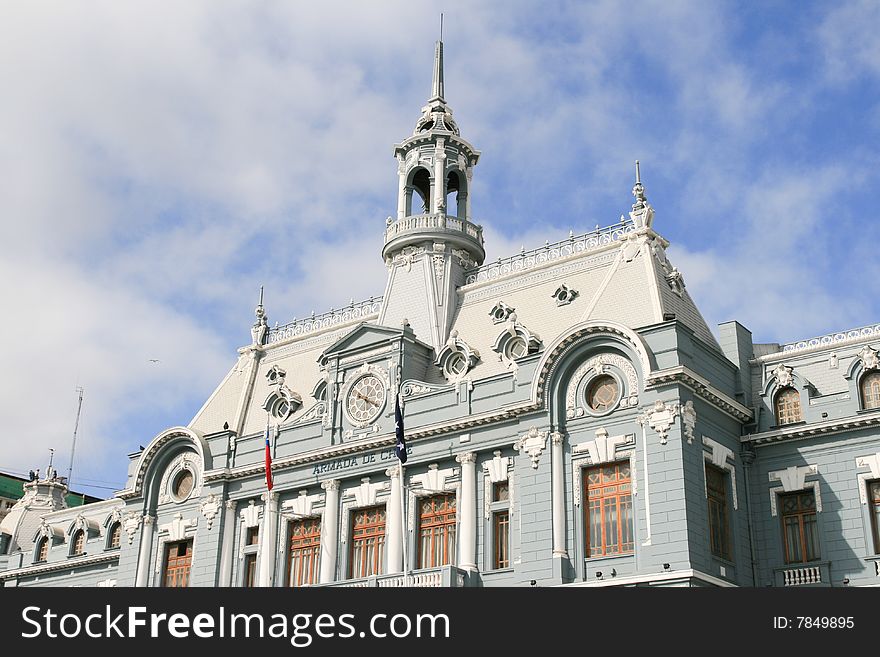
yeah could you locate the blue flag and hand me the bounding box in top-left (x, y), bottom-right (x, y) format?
top-left (394, 394), bottom-right (407, 464)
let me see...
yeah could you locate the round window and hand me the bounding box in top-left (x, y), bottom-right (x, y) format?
top-left (506, 337), bottom-right (528, 360)
top-left (447, 351), bottom-right (468, 377)
top-left (586, 375), bottom-right (619, 413)
top-left (171, 469), bottom-right (195, 501)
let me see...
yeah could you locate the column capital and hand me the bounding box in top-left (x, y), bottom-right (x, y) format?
top-left (142, 515), bottom-right (155, 526)
top-left (321, 479), bottom-right (341, 492)
top-left (225, 499), bottom-right (236, 510)
top-left (551, 431), bottom-right (565, 446)
top-left (385, 465), bottom-right (401, 479)
top-left (456, 451), bottom-right (477, 464)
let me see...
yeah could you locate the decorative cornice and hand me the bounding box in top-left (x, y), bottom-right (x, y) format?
top-left (266, 298), bottom-right (383, 346)
top-left (645, 366), bottom-right (753, 422)
top-left (743, 410), bottom-right (880, 446)
top-left (766, 323), bottom-right (880, 359)
top-left (0, 552), bottom-right (120, 580)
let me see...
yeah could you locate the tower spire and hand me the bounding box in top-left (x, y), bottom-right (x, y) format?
top-left (430, 37), bottom-right (445, 102)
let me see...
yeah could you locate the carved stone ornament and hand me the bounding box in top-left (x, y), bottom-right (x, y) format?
top-left (281, 490), bottom-right (324, 518)
top-left (681, 400), bottom-right (697, 445)
top-left (771, 363), bottom-right (794, 388)
top-left (858, 345), bottom-right (880, 371)
top-left (514, 427), bottom-right (548, 469)
top-left (665, 268), bottom-right (685, 296)
top-left (122, 512), bottom-right (141, 545)
top-left (855, 453), bottom-right (880, 504)
top-left (641, 400), bottom-right (681, 445)
top-left (200, 493), bottom-right (221, 530)
top-left (390, 245), bottom-right (426, 272)
top-left (160, 512), bottom-right (197, 542)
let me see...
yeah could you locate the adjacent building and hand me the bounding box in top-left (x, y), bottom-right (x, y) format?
top-left (2, 39), bottom-right (879, 588)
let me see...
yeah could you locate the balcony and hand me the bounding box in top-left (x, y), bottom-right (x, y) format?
top-left (382, 213), bottom-right (485, 262)
top-left (773, 561), bottom-right (831, 587)
top-left (315, 565), bottom-right (471, 588)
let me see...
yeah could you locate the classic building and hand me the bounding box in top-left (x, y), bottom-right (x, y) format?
top-left (3, 40), bottom-right (880, 588)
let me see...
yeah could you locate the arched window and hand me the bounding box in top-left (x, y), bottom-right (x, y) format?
top-left (861, 371), bottom-right (880, 410)
top-left (71, 530), bottom-right (85, 556)
top-left (406, 168), bottom-right (431, 215)
top-left (36, 537), bottom-right (49, 562)
top-left (445, 170), bottom-right (465, 217)
top-left (108, 522), bottom-right (121, 549)
top-left (775, 387), bottom-right (802, 425)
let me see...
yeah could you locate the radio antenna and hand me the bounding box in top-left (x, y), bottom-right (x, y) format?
top-left (67, 387), bottom-right (84, 486)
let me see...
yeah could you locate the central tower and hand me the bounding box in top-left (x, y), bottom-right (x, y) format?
top-left (379, 39), bottom-right (484, 353)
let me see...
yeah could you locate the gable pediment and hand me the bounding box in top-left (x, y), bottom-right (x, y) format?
top-left (319, 322), bottom-right (406, 364)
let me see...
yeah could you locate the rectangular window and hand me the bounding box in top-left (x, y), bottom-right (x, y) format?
top-left (491, 481), bottom-right (510, 570)
top-left (780, 490), bottom-right (820, 564)
top-left (584, 461), bottom-right (634, 558)
top-left (162, 539), bottom-right (193, 588)
top-left (869, 480), bottom-right (880, 554)
top-left (349, 505), bottom-right (385, 579)
top-left (288, 518), bottom-right (321, 587)
top-left (246, 526), bottom-right (259, 545)
top-left (243, 553), bottom-right (257, 587)
top-left (418, 493), bottom-right (457, 569)
top-left (706, 463), bottom-right (732, 561)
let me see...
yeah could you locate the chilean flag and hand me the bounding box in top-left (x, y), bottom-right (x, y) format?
top-left (264, 423), bottom-right (274, 491)
top-left (394, 394), bottom-right (407, 464)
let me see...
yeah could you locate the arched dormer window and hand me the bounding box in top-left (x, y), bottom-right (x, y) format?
top-left (71, 529), bottom-right (85, 557)
top-left (861, 371), bottom-right (880, 410)
top-left (435, 330), bottom-right (480, 382)
top-left (108, 522), bottom-right (121, 550)
top-left (36, 537), bottom-right (49, 562)
top-left (775, 387), bottom-right (802, 426)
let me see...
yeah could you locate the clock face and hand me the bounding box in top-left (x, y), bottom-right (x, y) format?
top-left (346, 374), bottom-right (386, 425)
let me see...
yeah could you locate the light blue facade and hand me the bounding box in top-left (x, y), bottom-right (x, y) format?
top-left (3, 41), bottom-right (879, 589)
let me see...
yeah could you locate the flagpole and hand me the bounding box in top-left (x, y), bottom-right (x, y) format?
top-left (399, 444), bottom-right (408, 587)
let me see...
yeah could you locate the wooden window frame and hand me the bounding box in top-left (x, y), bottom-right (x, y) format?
top-left (861, 372), bottom-right (880, 411)
top-left (584, 461), bottom-right (634, 558)
top-left (36, 537), bottom-right (49, 563)
top-left (108, 523), bottom-right (121, 549)
top-left (869, 479), bottom-right (880, 554)
top-left (243, 553), bottom-right (257, 588)
top-left (71, 530), bottom-right (85, 556)
top-left (349, 505), bottom-right (386, 579)
top-left (774, 387), bottom-right (802, 426)
top-left (417, 493), bottom-right (457, 569)
top-left (287, 517), bottom-right (321, 587)
top-left (779, 490), bottom-right (819, 565)
top-left (705, 463), bottom-right (732, 561)
top-left (162, 539), bottom-right (194, 588)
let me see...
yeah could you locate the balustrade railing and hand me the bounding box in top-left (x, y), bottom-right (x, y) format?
top-left (464, 218), bottom-right (635, 285)
top-left (267, 297), bottom-right (383, 344)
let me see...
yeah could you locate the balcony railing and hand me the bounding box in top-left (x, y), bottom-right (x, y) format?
top-left (314, 565), bottom-right (469, 588)
top-left (781, 323), bottom-right (880, 354)
top-left (384, 213), bottom-right (484, 246)
top-left (266, 297), bottom-right (383, 344)
top-left (464, 218), bottom-right (635, 285)
top-left (774, 562), bottom-right (829, 587)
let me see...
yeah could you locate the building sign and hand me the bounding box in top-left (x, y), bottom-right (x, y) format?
top-left (311, 446), bottom-right (413, 476)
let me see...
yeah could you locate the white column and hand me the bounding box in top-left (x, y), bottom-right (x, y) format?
top-left (456, 452), bottom-right (477, 570)
top-left (218, 499), bottom-right (237, 587)
top-left (433, 141), bottom-right (446, 214)
top-left (319, 479), bottom-right (340, 584)
top-left (134, 514), bottom-right (155, 587)
top-left (465, 166), bottom-right (473, 221)
top-left (386, 466), bottom-right (403, 573)
top-left (258, 491), bottom-right (278, 587)
top-left (397, 158), bottom-right (407, 219)
top-left (551, 432), bottom-right (568, 557)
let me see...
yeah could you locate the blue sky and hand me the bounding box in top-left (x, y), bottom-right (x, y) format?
top-left (1, 0), bottom-right (879, 497)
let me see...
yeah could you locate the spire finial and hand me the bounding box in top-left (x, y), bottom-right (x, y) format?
top-left (632, 160), bottom-right (647, 207)
top-left (431, 31), bottom-right (445, 102)
top-left (252, 285), bottom-right (268, 346)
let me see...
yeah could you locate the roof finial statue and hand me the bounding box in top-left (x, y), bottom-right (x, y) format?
top-left (252, 285), bottom-right (268, 346)
top-left (629, 160), bottom-right (654, 229)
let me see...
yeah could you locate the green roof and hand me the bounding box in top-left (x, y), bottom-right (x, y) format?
top-left (0, 472), bottom-right (103, 506)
